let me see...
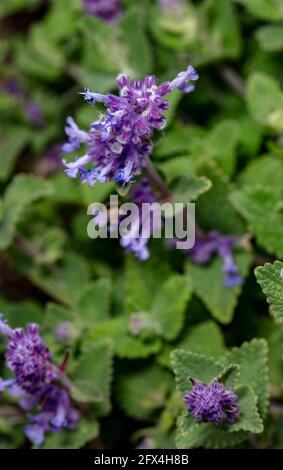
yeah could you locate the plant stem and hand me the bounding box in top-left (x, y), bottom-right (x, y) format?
top-left (220, 65), bottom-right (245, 98)
top-left (14, 234), bottom-right (42, 259)
top-left (145, 155), bottom-right (172, 200)
top-left (145, 156), bottom-right (205, 239)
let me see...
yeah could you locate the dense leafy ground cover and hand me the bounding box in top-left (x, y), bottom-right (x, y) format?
top-left (1, 0), bottom-right (283, 449)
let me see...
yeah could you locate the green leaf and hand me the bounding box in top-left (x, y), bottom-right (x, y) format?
top-left (172, 176), bottom-right (212, 204)
top-left (158, 156), bottom-right (196, 184)
top-left (86, 317), bottom-right (162, 359)
top-left (176, 412), bottom-right (248, 449)
top-left (158, 320), bottom-right (226, 368)
top-left (239, 155), bottom-right (283, 195)
top-left (0, 0), bottom-right (41, 18)
top-left (200, 120), bottom-right (240, 176)
top-left (246, 73), bottom-right (283, 133)
top-left (255, 261), bottom-right (283, 323)
top-left (186, 252), bottom-right (252, 324)
top-left (231, 187), bottom-right (283, 258)
top-left (256, 25), bottom-right (283, 52)
top-left (79, 16), bottom-right (126, 76)
top-left (0, 128), bottom-right (30, 181)
top-left (206, 0), bottom-right (242, 61)
top-left (216, 364), bottom-right (240, 389)
top-left (220, 339), bottom-right (269, 418)
top-left (0, 298), bottom-right (43, 328)
top-left (71, 341), bottom-right (113, 415)
top-left (171, 350), bottom-right (224, 394)
top-left (0, 174), bottom-right (54, 250)
top-left (14, 251), bottom-right (90, 306)
top-left (237, 116), bottom-right (263, 158)
top-left (196, 160), bottom-right (246, 235)
top-left (116, 364), bottom-right (173, 420)
top-left (41, 419), bottom-right (99, 449)
top-left (152, 274), bottom-right (193, 341)
top-left (155, 124), bottom-right (204, 159)
top-left (180, 321), bottom-right (226, 358)
top-left (74, 278), bottom-right (112, 329)
top-left (44, 302), bottom-right (76, 331)
top-left (266, 324), bottom-right (283, 395)
top-left (120, 6), bottom-right (152, 76)
top-left (199, 120), bottom-right (239, 166)
top-left (229, 386), bottom-right (263, 433)
top-left (125, 255), bottom-right (171, 314)
top-left (235, 0), bottom-right (283, 21)
top-left (150, 1), bottom-right (198, 50)
top-left (49, 174), bottom-right (83, 205)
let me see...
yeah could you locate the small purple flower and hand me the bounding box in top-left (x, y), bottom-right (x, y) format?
top-left (91, 179), bottom-right (161, 260)
top-left (120, 179), bottom-right (162, 261)
top-left (3, 77), bottom-right (23, 98)
top-left (63, 67), bottom-right (198, 187)
top-left (62, 116), bottom-right (89, 154)
top-left (136, 437), bottom-right (157, 449)
top-left (55, 322), bottom-right (74, 343)
top-left (189, 231), bottom-right (243, 288)
top-left (35, 144), bottom-right (62, 176)
top-left (83, 0), bottom-right (122, 23)
top-left (128, 312), bottom-right (160, 337)
top-left (0, 378), bottom-right (16, 392)
top-left (25, 101), bottom-right (45, 127)
top-left (25, 385), bottom-right (79, 446)
top-left (0, 315), bottom-right (79, 446)
top-left (185, 380), bottom-right (240, 425)
top-left (169, 65), bottom-right (199, 94)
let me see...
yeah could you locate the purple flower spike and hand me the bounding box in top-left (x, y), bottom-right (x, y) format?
top-left (0, 316), bottom-right (79, 446)
top-left (63, 67), bottom-right (198, 187)
top-left (185, 380), bottom-right (240, 425)
top-left (83, 0), bottom-right (122, 23)
top-left (5, 323), bottom-right (58, 394)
